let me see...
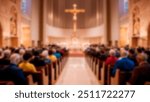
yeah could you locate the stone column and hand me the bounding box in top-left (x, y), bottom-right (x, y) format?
top-left (38, 0), bottom-right (44, 47)
top-left (43, 0), bottom-right (48, 45)
top-left (31, 0), bottom-right (41, 47)
top-left (106, 0), bottom-right (120, 47)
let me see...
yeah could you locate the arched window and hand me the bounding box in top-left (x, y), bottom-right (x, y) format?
top-left (124, 0), bottom-right (129, 13)
top-left (21, 0), bottom-right (32, 17)
top-left (119, 0), bottom-right (129, 16)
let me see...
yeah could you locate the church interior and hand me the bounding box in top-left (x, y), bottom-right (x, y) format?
top-left (0, 0), bottom-right (150, 85)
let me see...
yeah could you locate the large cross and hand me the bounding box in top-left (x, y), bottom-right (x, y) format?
top-left (65, 4), bottom-right (85, 36)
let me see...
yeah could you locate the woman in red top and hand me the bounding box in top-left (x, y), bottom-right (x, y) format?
top-left (105, 49), bottom-right (118, 66)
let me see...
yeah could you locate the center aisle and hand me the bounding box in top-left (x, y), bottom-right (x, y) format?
top-left (56, 57), bottom-right (100, 85)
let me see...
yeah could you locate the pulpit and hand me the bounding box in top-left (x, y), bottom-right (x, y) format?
top-left (10, 37), bottom-right (18, 47)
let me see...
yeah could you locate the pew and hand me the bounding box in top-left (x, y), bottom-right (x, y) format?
top-left (47, 64), bottom-right (55, 85)
top-left (144, 81), bottom-right (150, 85)
top-left (110, 69), bottom-right (132, 85)
top-left (57, 58), bottom-right (62, 75)
top-left (24, 72), bottom-right (42, 85)
top-left (0, 81), bottom-right (14, 85)
top-left (106, 65), bottom-right (114, 85)
top-left (52, 61), bottom-right (59, 82)
top-left (95, 58), bottom-right (100, 79)
top-left (36, 66), bottom-right (49, 85)
top-left (100, 62), bottom-right (106, 85)
top-left (110, 70), bottom-right (120, 85)
top-left (92, 57), bottom-right (97, 72)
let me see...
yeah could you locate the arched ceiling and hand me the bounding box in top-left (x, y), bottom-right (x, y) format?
top-left (47, 0), bottom-right (104, 29)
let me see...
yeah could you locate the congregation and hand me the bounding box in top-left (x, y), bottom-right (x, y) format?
top-left (0, 44), bottom-right (68, 85)
top-left (85, 44), bottom-right (150, 85)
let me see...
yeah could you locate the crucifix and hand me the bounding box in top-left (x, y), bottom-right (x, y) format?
top-left (65, 4), bottom-right (85, 37)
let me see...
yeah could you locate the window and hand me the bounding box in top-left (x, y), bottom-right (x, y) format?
top-left (124, 0), bottom-right (129, 13)
top-left (21, 0), bottom-right (32, 17)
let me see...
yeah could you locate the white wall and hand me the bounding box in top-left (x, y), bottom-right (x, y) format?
top-left (46, 25), bottom-right (104, 38)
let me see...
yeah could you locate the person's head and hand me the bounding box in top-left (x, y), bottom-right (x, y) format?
top-left (10, 53), bottom-right (21, 65)
top-left (4, 49), bottom-right (11, 58)
top-left (137, 47), bottom-right (143, 53)
top-left (33, 50), bottom-right (40, 56)
top-left (128, 49), bottom-right (135, 56)
top-left (136, 53), bottom-right (148, 64)
top-left (120, 49), bottom-right (128, 58)
top-left (48, 50), bottom-right (53, 55)
top-left (19, 49), bottom-right (26, 55)
top-left (23, 53), bottom-right (33, 61)
top-left (52, 48), bottom-right (56, 53)
top-left (109, 49), bottom-right (116, 56)
top-left (41, 50), bottom-right (49, 58)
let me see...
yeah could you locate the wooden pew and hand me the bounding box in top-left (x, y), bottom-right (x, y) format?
top-left (91, 57), bottom-right (96, 71)
top-left (47, 64), bottom-right (55, 85)
top-left (110, 70), bottom-right (120, 85)
top-left (95, 59), bottom-right (101, 80)
top-left (107, 65), bottom-right (114, 85)
top-left (36, 66), bottom-right (49, 85)
top-left (52, 61), bottom-right (59, 82)
top-left (59, 58), bottom-right (63, 73)
top-left (95, 58), bottom-right (99, 78)
top-left (0, 81), bottom-right (14, 85)
top-left (89, 56), bottom-right (93, 69)
top-left (144, 81), bottom-right (150, 85)
top-left (94, 58), bottom-right (99, 75)
top-left (24, 72), bottom-right (42, 85)
top-left (100, 62), bottom-right (106, 85)
top-left (110, 69), bottom-right (132, 85)
top-left (57, 58), bottom-right (62, 76)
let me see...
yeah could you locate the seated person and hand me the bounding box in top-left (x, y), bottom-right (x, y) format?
top-left (0, 49), bottom-right (11, 65)
top-left (105, 49), bottom-right (118, 66)
top-left (111, 49), bottom-right (135, 77)
top-left (48, 50), bottom-right (57, 62)
top-left (30, 50), bottom-right (46, 67)
top-left (19, 49), bottom-right (26, 62)
top-left (41, 50), bottom-right (51, 64)
top-left (19, 53), bottom-right (37, 73)
top-left (0, 53), bottom-right (27, 85)
top-left (52, 49), bottom-right (61, 59)
top-left (128, 53), bottom-right (150, 85)
top-left (128, 49), bottom-right (137, 66)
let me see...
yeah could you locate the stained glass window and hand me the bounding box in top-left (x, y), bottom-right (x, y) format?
top-left (21, 0), bottom-right (32, 17)
top-left (124, 0), bottom-right (129, 13)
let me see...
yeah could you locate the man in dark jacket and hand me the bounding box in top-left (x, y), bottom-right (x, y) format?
top-left (129, 53), bottom-right (150, 85)
top-left (0, 53), bottom-right (27, 85)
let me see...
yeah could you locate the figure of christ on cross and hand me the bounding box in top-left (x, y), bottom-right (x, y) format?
top-left (65, 4), bottom-right (85, 37)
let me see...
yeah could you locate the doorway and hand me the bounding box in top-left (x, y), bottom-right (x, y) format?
top-left (132, 37), bottom-right (139, 48)
top-left (21, 27), bottom-right (32, 47)
top-left (119, 27), bottom-right (128, 47)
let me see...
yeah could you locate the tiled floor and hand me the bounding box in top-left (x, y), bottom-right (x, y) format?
top-left (56, 57), bottom-right (100, 85)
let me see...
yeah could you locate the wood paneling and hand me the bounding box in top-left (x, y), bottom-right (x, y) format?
top-left (47, 0), bottom-right (104, 28)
